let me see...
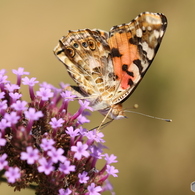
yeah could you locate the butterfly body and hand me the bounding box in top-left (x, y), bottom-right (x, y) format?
top-left (54, 12), bottom-right (167, 120)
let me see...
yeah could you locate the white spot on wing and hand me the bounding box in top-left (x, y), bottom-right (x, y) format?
top-left (129, 26), bottom-right (134, 31)
top-left (145, 16), bottom-right (161, 25)
top-left (153, 30), bottom-right (160, 38)
top-left (59, 55), bottom-right (66, 62)
top-left (142, 42), bottom-right (149, 52)
top-left (147, 47), bottom-right (154, 60)
top-left (160, 30), bottom-right (164, 37)
top-left (136, 28), bottom-right (142, 37)
top-left (142, 42), bottom-right (154, 60)
top-left (64, 56), bottom-right (73, 65)
top-left (147, 26), bottom-right (152, 31)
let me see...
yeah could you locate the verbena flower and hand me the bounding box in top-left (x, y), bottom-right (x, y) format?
top-left (0, 68), bottom-right (118, 195)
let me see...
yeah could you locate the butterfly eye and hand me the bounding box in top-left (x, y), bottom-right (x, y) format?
top-left (88, 39), bottom-right (96, 51)
top-left (82, 42), bottom-right (88, 48)
top-left (73, 43), bottom-right (79, 48)
top-left (65, 47), bottom-right (75, 58)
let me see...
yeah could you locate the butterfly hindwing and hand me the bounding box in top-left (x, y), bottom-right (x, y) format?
top-left (54, 29), bottom-right (111, 97)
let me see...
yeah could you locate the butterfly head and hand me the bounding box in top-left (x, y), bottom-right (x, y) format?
top-left (99, 104), bottom-right (126, 120)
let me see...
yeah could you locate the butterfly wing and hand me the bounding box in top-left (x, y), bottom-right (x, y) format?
top-left (108, 12), bottom-right (167, 104)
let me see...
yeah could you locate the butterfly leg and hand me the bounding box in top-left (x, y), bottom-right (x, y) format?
top-left (89, 119), bottom-right (114, 131)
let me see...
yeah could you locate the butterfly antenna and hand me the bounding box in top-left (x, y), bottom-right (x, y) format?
top-left (124, 110), bottom-right (172, 122)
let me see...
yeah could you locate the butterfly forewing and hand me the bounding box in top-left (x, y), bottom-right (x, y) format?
top-left (108, 12), bottom-right (167, 104)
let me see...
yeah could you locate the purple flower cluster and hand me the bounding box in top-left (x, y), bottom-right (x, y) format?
top-left (0, 68), bottom-right (118, 195)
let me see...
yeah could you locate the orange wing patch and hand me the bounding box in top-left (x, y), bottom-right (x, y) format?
top-left (108, 31), bottom-right (141, 90)
top-left (108, 12), bottom-right (167, 94)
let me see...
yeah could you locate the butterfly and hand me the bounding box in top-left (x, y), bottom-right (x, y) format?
top-left (54, 12), bottom-right (167, 122)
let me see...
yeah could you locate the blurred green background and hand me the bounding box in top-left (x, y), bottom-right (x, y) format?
top-left (0, 0), bottom-right (194, 194)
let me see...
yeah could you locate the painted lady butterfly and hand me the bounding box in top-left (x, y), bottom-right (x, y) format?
top-left (54, 12), bottom-right (167, 121)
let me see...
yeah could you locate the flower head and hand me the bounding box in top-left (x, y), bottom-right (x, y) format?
top-left (0, 68), bottom-right (117, 194)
